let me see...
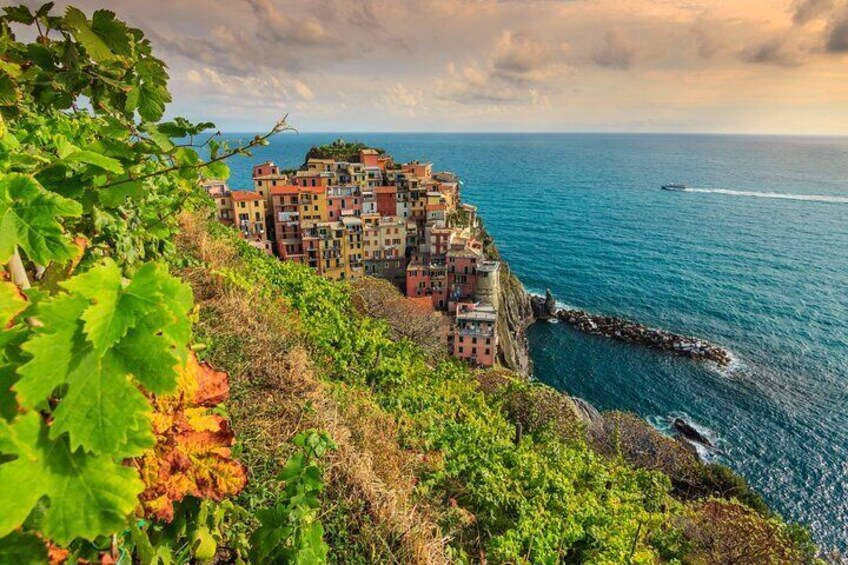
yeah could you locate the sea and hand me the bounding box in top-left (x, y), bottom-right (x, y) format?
top-left (221, 132), bottom-right (848, 551)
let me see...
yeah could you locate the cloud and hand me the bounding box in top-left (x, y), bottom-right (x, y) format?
top-left (741, 37), bottom-right (806, 66)
top-left (293, 79), bottom-right (315, 100)
top-left (825, 9), bottom-right (848, 51)
top-left (593, 30), bottom-right (637, 69)
top-left (28, 0), bottom-right (848, 134)
top-left (492, 31), bottom-right (569, 83)
top-left (792, 0), bottom-right (835, 25)
top-left (246, 0), bottom-right (337, 47)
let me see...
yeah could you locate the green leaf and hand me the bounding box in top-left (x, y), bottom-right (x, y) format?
top-left (114, 322), bottom-right (180, 394)
top-left (65, 150), bottom-right (123, 174)
top-left (137, 83), bottom-right (170, 122)
top-left (2, 6), bottom-right (34, 24)
top-left (98, 179), bottom-right (143, 208)
top-left (0, 531), bottom-right (47, 565)
top-left (0, 412), bottom-right (143, 544)
top-left (49, 348), bottom-right (152, 454)
top-left (204, 161), bottom-right (229, 180)
top-left (278, 453), bottom-right (306, 481)
top-left (62, 259), bottom-right (135, 353)
top-left (0, 71), bottom-right (17, 107)
top-left (0, 173), bottom-right (83, 265)
top-left (15, 293), bottom-right (88, 408)
top-left (64, 7), bottom-right (117, 63)
top-left (91, 10), bottom-right (132, 57)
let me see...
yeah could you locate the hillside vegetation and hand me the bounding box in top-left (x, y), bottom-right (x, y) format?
top-left (0, 4), bottom-right (823, 564)
top-left (176, 213), bottom-right (821, 564)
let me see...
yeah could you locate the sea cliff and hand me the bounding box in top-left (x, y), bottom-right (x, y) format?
top-left (473, 218), bottom-right (535, 377)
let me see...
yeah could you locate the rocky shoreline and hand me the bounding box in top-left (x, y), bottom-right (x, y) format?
top-left (530, 290), bottom-right (732, 366)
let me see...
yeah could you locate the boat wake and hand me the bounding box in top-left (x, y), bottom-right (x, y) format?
top-left (684, 187), bottom-right (848, 203)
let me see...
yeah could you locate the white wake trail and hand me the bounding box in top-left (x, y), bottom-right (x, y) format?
top-left (684, 188), bottom-right (848, 203)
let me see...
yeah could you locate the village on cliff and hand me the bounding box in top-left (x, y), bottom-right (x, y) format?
top-left (202, 142), bottom-right (501, 367)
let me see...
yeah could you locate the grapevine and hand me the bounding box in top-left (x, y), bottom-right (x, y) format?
top-left (0, 3), bottom-right (286, 561)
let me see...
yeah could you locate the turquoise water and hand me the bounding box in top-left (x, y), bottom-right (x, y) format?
top-left (222, 132), bottom-right (848, 550)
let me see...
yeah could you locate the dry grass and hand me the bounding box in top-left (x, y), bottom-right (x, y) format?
top-left (177, 213), bottom-right (449, 565)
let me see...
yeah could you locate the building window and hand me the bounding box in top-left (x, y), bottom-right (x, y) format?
top-left (458, 347), bottom-right (463, 354)
top-left (485, 348), bottom-right (491, 355)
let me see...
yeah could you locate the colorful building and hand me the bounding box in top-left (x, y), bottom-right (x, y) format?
top-left (453, 303), bottom-right (498, 367)
top-left (211, 146), bottom-right (502, 367)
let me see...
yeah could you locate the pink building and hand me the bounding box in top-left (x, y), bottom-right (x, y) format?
top-left (401, 161), bottom-right (432, 179)
top-left (328, 186), bottom-right (362, 220)
top-left (253, 162), bottom-right (280, 178)
top-left (446, 245), bottom-right (481, 309)
top-left (453, 303), bottom-right (497, 367)
top-left (360, 149), bottom-right (382, 168)
top-left (405, 259), bottom-right (448, 310)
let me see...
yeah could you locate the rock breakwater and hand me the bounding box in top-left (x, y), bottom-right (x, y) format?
top-left (530, 293), bottom-right (732, 366)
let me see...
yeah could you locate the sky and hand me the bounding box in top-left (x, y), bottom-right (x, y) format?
top-left (24, 0), bottom-right (848, 134)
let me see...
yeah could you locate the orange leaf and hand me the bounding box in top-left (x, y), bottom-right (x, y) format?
top-left (133, 352), bottom-right (246, 522)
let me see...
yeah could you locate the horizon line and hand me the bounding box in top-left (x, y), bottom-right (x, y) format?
top-left (213, 130), bottom-right (848, 139)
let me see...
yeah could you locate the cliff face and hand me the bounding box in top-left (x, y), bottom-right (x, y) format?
top-left (474, 218), bottom-right (535, 377)
top-left (496, 264), bottom-right (535, 378)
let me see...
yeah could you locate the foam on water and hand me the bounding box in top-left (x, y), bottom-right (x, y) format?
top-left (684, 187), bottom-right (848, 203)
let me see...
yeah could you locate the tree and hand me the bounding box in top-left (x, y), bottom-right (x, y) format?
top-left (351, 277), bottom-right (451, 361)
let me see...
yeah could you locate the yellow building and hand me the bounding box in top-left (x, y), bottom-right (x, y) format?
top-left (231, 190), bottom-right (273, 254)
top-left (314, 221), bottom-right (346, 280)
top-left (341, 217), bottom-right (364, 280)
top-left (298, 186), bottom-right (329, 226)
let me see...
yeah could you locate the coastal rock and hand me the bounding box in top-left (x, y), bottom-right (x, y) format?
top-left (571, 397), bottom-right (603, 429)
top-left (530, 289), bottom-right (558, 320)
top-left (553, 308), bottom-right (732, 366)
top-left (673, 418), bottom-right (713, 448)
top-left (477, 217), bottom-right (534, 378)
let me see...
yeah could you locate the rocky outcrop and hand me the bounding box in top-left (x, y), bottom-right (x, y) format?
top-left (555, 309), bottom-right (732, 366)
top-left (497, 266), bottom-right (534, 378)
top-left (530, 289), bottom-right (557, 320)
top-left (673, 418), bottom-right (715, 449)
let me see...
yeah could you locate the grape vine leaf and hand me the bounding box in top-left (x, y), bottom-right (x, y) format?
top-left (15, 293), bottom-right (89, 408)
top-left (48, 348), bottom-right (153, 455)
top-left (136, 353), bottom-right (245, 522)
top-left (16, 260), bottom-right (191, 455)
top-left (62, 260), bottom-right (137, 353)
top-left (64, 7), bottom-right (118, 63)
top-left (0, 412), bottom-right (143, 545)
top-left (0, 531), bottom-right (47, 565)
top-left (0, 173), bottom-right (83, 265)
top-left (0, 280), bottom-right (26, 328)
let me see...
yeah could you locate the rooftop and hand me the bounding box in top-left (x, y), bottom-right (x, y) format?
top-left (231, 190), bottom-right (264, 202)
top-left (457, 306), bottom-right (498, 323)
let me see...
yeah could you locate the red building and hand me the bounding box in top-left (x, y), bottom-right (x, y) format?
top-left (270, 185), bottom-right (304, 261)
top-left (375, 186), bottom-right (397, 217)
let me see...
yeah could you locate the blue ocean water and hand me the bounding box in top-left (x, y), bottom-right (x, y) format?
top-left (221, 132), bottom-right (848, 550)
